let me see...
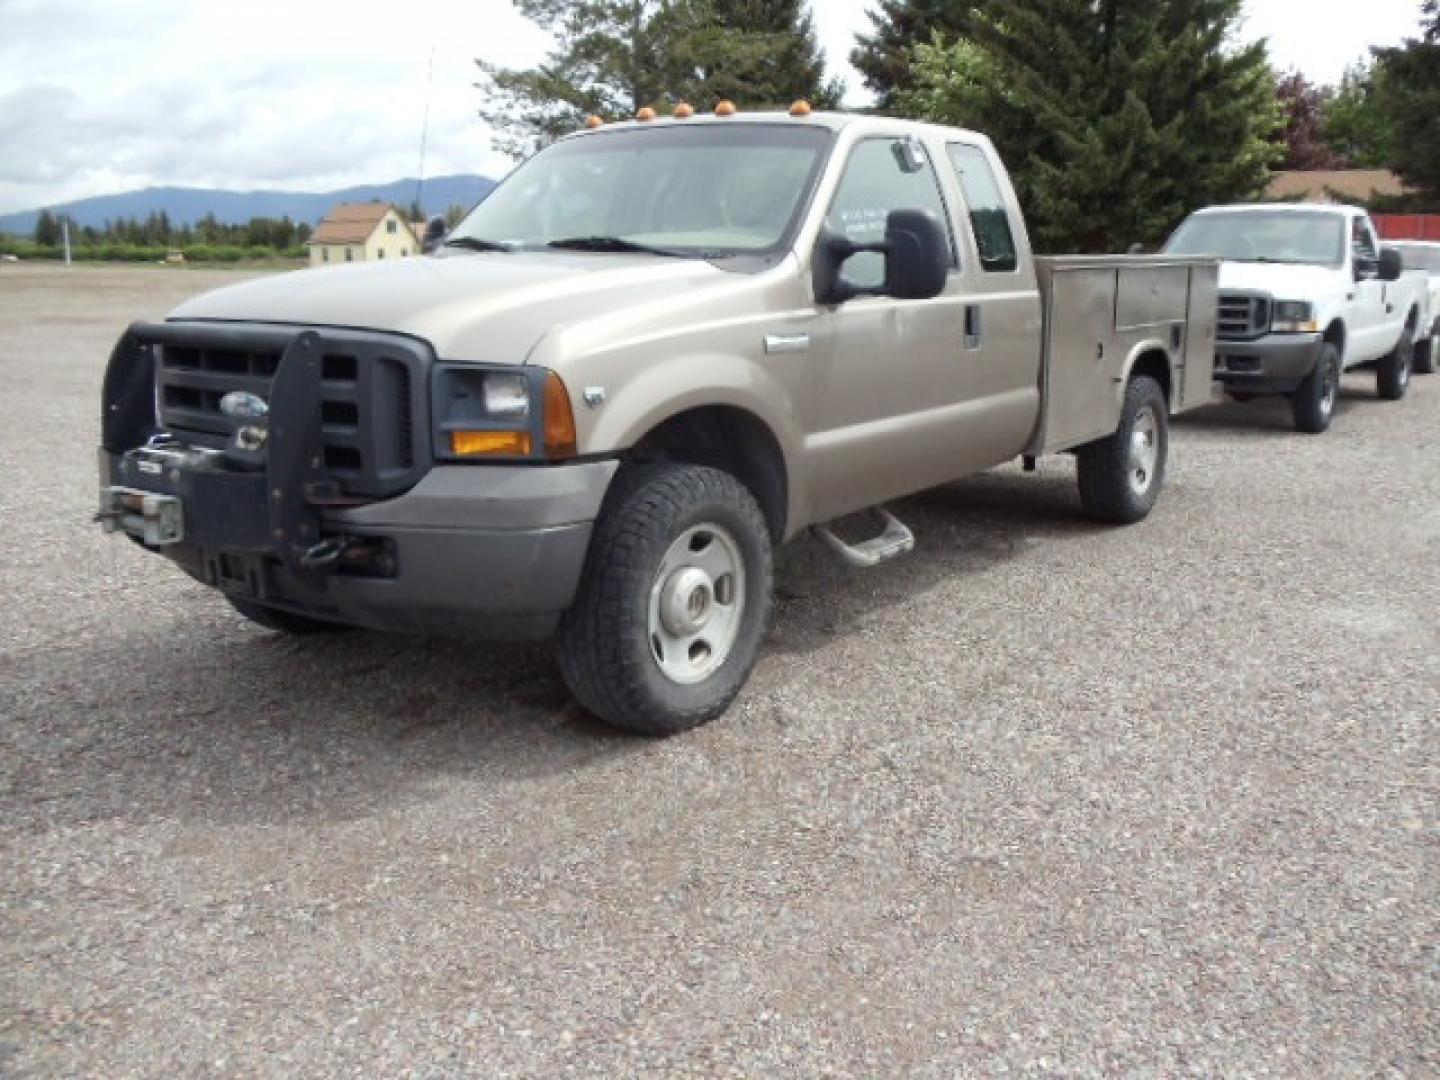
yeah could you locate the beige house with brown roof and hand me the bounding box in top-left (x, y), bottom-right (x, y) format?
top-left (308, 202), bottom-right (419, 266)
top-left (1265, 170), bottom-right (1411, 204)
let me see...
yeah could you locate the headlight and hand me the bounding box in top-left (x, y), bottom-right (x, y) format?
top-left (1271, 300), bottom-right (1318, 334)
top-left (431, 364), bottom-right (576, 461)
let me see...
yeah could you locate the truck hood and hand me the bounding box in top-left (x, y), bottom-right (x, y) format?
top-left (168, 251), bottom-right (733, 363)
top-left (1217, 261), bottom-right (1342, 299)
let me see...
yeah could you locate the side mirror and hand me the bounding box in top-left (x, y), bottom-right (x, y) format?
top-left (814, 208), bottom-right (949, 305)
top-left (423, 215), bottom-right (447, 254)
top-left (1378, 246), bottom-right (1403, 282)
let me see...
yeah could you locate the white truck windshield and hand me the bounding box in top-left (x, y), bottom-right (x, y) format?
top-left (447, 124), bottom-right (832, 257)
top-left (1165, 210), bottom-right (1346, 267)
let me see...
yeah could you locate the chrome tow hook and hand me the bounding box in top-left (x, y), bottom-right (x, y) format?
top-left (299, 537), bottom-right (351, 570)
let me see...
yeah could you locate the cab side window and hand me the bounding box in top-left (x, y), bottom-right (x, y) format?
top-left (1352, 217), bottom-right (1379, 272)
top-left (946, 143), bottom-right (1019, 273)
top-left (824, 137), bottom-right (955, 290)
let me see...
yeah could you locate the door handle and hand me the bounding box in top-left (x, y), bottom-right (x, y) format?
top-left (963, 305), bottom-right (982, 350)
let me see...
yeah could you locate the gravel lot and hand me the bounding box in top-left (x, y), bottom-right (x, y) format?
top-left (1, 263), bottom-right (1436, 1076)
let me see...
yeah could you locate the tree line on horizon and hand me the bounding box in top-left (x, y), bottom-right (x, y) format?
top-left (480, 0), bottom-right (1440, 252)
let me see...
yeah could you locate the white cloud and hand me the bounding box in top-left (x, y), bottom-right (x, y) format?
top-left (0, 0), bottom-right (1426, 214)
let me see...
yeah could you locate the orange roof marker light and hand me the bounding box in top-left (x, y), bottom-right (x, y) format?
top-left (790, 100), bottom-right (812, 117)
top-left (673, 102), bottom-right (695, 119)
top-left (636, 106), bottom-right (657, 121)
top-left (583, 114), bottom-right (604, 129)
top-left (714, 100), bottom-right (737, 116)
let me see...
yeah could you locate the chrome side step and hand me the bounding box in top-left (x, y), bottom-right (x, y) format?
top-left (812, 508), bottom-right (915, 569)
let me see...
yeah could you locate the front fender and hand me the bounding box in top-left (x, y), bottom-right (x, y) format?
top-left (583, 351), bottom-right (810, 534)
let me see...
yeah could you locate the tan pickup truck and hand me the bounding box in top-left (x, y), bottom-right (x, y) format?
top-left (99, 110), bottom-right (1217, 734)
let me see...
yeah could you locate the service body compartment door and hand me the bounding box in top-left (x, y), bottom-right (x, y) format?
top-left (1030, 255), bottom-right (1217, 455)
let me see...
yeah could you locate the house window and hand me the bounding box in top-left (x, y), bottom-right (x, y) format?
top-left (345, 247), bottom-right (353, 262)
top-left (386, 219), bottom-right (397, 234)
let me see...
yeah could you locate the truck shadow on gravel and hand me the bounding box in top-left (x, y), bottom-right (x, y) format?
top-left (12, 469), bottom-right (1101, 832)
top-left (1174, 381), bottom-right (1375, 435)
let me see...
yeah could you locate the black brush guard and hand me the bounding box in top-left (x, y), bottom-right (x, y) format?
top-left (101, 321), bottom-right (431, 580)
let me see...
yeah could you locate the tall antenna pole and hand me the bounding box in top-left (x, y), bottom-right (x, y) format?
top-left (414, 46), bottom-right (436, 217)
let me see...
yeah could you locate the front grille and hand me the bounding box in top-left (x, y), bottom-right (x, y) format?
top-left (1217, 293), bottom-right (1270, 341)
top-left (154, 326), bottom-right (430, 499)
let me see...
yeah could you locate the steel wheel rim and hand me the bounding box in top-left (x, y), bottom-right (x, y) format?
top-left (1320, 362), bottom-right (1337, 415)
top-left (647, 523), bottom-right (745, 686)
top-left (1128, 405), bottom-right (1160, 497)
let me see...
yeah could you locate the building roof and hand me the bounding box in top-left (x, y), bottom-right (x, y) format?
top-left (309, 201), bottom-right (404, 245)
top-left (1266, 170), bottom-right (1410, 203)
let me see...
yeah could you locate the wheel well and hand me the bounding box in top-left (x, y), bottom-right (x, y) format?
top-left (1324, 320), bottom-right (1345, 352)
top-left (627, 406), bottom-right (788, 543)
top-left (1406, 306), bottom-right (1420, 331)
top-left (1130, 349), bottom-right (1171, 406)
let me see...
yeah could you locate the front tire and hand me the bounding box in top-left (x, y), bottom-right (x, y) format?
top-left (1293, 343), bottom-right (1340, 433)
top-left (1076, 374), bottom-right (1168, 524)
top-left (1414, 330), bottom-right (1438, 375)
top-left (1377, 328), bottom-right (1414, 400)
top-left (557, 463), bottom-right (774, 736)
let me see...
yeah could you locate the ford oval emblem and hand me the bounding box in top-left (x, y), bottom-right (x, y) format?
top-left (220, 391), bottom-right (269, 421)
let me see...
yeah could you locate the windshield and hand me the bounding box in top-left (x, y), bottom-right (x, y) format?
top-left (1163, 210), bottom-right (1346, 266)
top-left (446, 123), bottom-right (832, 258)
top-left (1393, 244), bottom-right (1440, 274)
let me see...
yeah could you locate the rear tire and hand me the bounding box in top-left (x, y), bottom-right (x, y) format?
top-left (1076, 375), bottom-right (1168, 525)
top-left (227, 596), bottom-right (349, 635)
top-left (1414, 330), bottom-right (1438, 375)
top-left (1293, 344), bottom-right (1340, 433)
top-left (1377, 328), bottom-right (1413, 400)
top-left (557, 463), bottom-right (773, 736)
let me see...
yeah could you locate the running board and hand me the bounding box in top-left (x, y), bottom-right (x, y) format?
top-left (812, 509), bottom-right (915, 569)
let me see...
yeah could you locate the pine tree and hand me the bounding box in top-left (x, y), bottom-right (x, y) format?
top-left (1372, 0), bottom-right (1440, 204)
top-left (477, 0), bottom-right (839, 158)
top-left (850, 0), bottom-right (978, 111)
top-left (33, 209), bottom-right (60, 246)
top-left (899, 0), bottom-right (1281, 252)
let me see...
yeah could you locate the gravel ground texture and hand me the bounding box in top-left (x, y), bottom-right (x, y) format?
top-left (1, 263), bottom-right (1436, 1077)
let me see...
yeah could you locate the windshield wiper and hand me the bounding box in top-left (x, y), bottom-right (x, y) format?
top-left (442, 236), bottom-right (514, 252)
top-left (546, 236), bottom-right (689, 258)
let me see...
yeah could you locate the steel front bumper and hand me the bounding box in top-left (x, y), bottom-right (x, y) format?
top-left (100, 454), bottom-right (619, 640)
top-left (1214, 332), bottom-right (1324, 394)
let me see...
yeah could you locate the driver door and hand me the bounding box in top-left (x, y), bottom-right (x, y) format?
top-left (1349, 215), bottom-right (1388, 365)
top-left (806, 135), bottom-right (967, 522)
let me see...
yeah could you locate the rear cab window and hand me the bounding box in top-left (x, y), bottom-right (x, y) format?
top-left (945, 143), bottom-right (1019, 273)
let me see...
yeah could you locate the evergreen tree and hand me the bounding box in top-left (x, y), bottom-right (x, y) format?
top-left (1372, 0), bottom-right (1440, 204)
top-left (1323, 61), bottom-right (1396, 169)
top-left (850, 1), bottom-right (978, 111)
top-left (33, 209), bottom-right (60, 246)
top-left (477, 0), bottom-right (839, 158)
top-left (899, 0), bottom-right (1281, 252)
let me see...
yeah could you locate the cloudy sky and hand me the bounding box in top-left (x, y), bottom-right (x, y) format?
top-left (0, 0), bottom-right (1428, 215)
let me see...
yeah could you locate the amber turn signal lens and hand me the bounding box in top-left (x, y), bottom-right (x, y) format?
top-left (673, 102), bottom-right (695, 119)
top-left (451, 430), bottom-right (532, 457)
top-left (789, 100), bottom-right (812, 116)
top-left (636, 106), bottom-right (657, 121)
top-left (543, 371), bottom-right (578, 459)
top-left (584, 114), bottom-right (604, 129)
top-left (714, 100), bottom-right (737, 116)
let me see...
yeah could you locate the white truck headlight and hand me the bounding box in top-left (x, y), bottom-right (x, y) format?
top-left (1272, 301), bottom-right (1318, 334)
top-left (482, 373), bottom-right (531, 418)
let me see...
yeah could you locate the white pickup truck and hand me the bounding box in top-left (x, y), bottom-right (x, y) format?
top-left (1389, 240), bottom-right (1440, 374)
top-left (1163, 204), bottom-right (1428, 432)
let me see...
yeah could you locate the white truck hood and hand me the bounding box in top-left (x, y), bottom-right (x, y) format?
top-left (168, 251), bottom-right (732, 363)
top-left (1216, 261), bottom-right (1341, 298)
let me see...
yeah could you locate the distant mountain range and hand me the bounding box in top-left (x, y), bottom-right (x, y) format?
top-left (0, 174), bottom-right (498, 235)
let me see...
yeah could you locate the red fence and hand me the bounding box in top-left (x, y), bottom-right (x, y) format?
top-left (1374, 215), bottom-right (1440, 241)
